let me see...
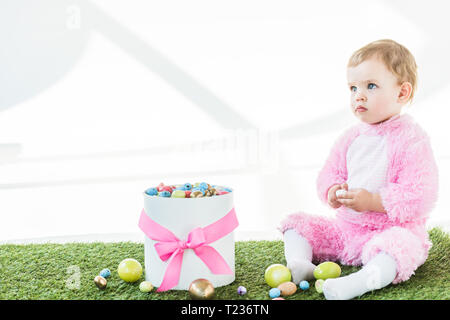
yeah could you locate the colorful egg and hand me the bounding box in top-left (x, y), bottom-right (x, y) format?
top-left (185, 190), bottom-right (192, 198)
top-left (139, 281), bottom-right (154, 293)
top-left (313, 262), bottom-right (341, 280)
top-left (99, 268), bottom-right (111, 278)
top-left (94, 275), bottom-right (107, 290)
top-left (158, 191), bottom-right (171, 197)
top-left (269, 288), bottom-right (281, 299)
top-left (156, 182), bottom-right (165, 191)
top-left (315, 279), bottom-right (325, 293)
top-left (144, 187), bottom-right (158, 196)
top-left (264, 264), bottom-right (292, 288)
top-left (171, 190), bottom-right (186, 198)
top-left (199, 182), bottom-right (209, 190)
top-left (117, 258), bottom-right (143, 282)
top-left (237, 286), bottom-right (247, 296)
top-left (190, 190), bottom-right (204, 198)
top-left (277, 281), bottom-right (297, 296)
top-left (299, 280), bottom-right (310, 290)
top-left (161, 186), bottom-right (173, 193)
top-left (184, 183), bottom-right (193, 190)
top-left (188, 279), bottom-right (215, 300)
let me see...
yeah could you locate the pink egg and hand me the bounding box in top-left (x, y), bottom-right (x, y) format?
top-left (161, 186), bottom-right (173, 193)
top-left (156, 183), bottom-right (165, 191)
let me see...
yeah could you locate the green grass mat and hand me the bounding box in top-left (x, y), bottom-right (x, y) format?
top-left (0, 228), bottom-right (448, 300)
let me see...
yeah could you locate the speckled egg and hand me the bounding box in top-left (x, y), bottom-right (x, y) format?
top-left (277, 281), bottom-right (297, 296)
top-left (315, 279), bottom-right (325, 293)
top-left (139, 281), bottom-right (154, 293)
top-left (99, 268), bottom-right (111, 278)
top-left (299, 280), bottom-right (310, 290)
top-left (145, 187), bottom-right (158, 196)
top-left (237, 286), bottom-right (247, 296)
top-left (269, 288), bottom-right (281, 299)
top-left (158, 190), bottom-right (171, 197)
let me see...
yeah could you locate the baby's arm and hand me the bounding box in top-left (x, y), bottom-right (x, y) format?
top-left (378, 136), bottom-right (439, 223)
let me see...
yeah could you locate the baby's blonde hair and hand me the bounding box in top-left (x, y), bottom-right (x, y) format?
top-left (348, 39), bottom-right (418, 103)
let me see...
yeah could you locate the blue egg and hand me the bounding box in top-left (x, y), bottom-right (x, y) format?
top-left (269, 288), bottom-right (281, 299)
top-left (199, 182), bottom-right (209, 190)
top-left (145, 187), bottom-right (158, 196)
top-left (184, 183), bottom-right (193, 190)
top-left (299, 280), bottom-right (310, 290)
top-left (158, 191), bottom-right (171, 197)
top-left (100, 268), bottom-right (111, 278)
top-left (192, 187), bottom-right (205, 195)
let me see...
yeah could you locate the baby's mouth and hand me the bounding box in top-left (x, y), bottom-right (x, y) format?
top-left (355, 105), bottom-right (368, 112)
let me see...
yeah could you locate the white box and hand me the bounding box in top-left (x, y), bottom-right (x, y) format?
top-left (142, 189), bottom-right (236, 290)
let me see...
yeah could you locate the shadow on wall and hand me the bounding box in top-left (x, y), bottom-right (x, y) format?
top-left (1, 0), bottom-right (449, 141)
top-left (0, 0), bottom-right (89, 111)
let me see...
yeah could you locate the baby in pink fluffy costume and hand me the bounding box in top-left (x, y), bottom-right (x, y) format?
top-left (279, 39), bottom-right (439, 300)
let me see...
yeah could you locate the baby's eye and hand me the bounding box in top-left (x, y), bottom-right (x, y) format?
top-left (350, 86), bottom-right (357, 92)
top-left (368, 83), bottom-right (377, 89)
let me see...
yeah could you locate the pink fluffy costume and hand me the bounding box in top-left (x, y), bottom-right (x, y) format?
top-left (279, 114), bottom-right (439, 284)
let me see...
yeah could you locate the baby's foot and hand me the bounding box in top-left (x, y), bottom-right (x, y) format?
top-left (287, 259), bottom-right (316, 284)
top-left (322, 273), bottom-right (364, 300)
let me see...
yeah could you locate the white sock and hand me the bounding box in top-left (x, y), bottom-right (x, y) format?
top-left (283, 229), bottom-right (316, 284)
top-left (323, 252), bottom-right (397, 300)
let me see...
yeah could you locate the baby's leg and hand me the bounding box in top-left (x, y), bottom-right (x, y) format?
top-left (283, 229), bottom-right (316, 283)
top-left (323, 251), bottom-right (397, 300)
top-left (323, 226), bottom-right (430, 300)
top-left (280, 212), bottom-right (344, 284)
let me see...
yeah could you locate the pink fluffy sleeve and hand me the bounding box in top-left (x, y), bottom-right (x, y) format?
top-left (316, 127), bottom-right (360, 204)
top-left (379, 134), bottom-right (439, 224)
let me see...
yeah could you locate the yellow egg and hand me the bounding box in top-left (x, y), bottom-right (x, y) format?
top-left (313, 262), bottom-right (341, 280)
top-left (117, 258), bottom-right (143, 282)
top-left (264, 264), bottom-right (292, 288)
top-left (139, 281), bottom-right (154, 293)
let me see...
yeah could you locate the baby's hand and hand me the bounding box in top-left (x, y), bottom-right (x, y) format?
top-left (327, 183), bottom-right (348, 209)
top-left (336, 188), bottom-right (373, 212)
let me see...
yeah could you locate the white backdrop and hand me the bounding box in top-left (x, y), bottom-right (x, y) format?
top-left (1, 0), bottom-right (449, 242)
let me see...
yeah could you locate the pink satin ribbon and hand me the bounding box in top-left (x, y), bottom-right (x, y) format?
top-left (138, 207), bottom-right (238, 292)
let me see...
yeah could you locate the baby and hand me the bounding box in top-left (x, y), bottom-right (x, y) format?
top-left (279, 39), bottom-right (439, 300)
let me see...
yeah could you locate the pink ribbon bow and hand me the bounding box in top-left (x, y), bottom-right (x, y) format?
top-left (138, 207), bottom-right (238, 292)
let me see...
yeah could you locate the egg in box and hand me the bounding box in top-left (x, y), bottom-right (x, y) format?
top-left (140, 182), bottom-right (238, 290)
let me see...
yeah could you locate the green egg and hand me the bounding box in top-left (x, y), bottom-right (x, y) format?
top-left (139, 281), bottom-right (154, 293)
top-left (313, 262), bottom-right (341, 280)
top-left (171, 190), bottom-right (186, 198)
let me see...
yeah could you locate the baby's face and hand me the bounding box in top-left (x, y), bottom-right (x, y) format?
top-left (347, 57), bottom-right (404, 124)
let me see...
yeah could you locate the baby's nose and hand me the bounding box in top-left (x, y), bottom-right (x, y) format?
top-left (355, 93), bottom-right (367, 101)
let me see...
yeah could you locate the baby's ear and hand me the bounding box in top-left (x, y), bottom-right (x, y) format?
top-left (398, 82), bottom-right (412, 103)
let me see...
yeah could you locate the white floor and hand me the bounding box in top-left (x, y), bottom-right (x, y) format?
top-left (1, 220), bottom-right (448, 245)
